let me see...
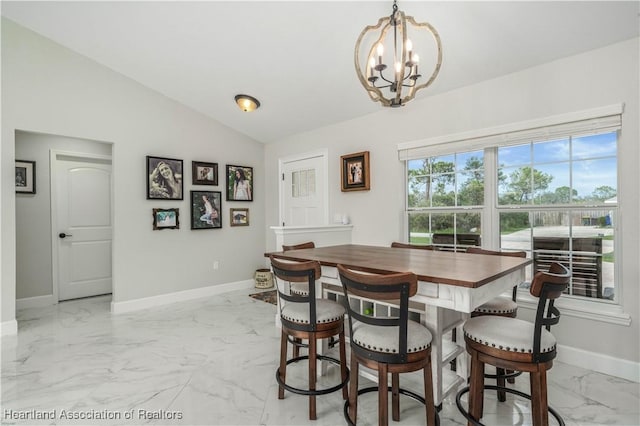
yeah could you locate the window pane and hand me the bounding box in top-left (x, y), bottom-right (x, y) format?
top-left (408, 176), bottom-right (428, 208)
top-left (500, 211), bottom-right (533, 282)
top-left (534, 139), bottom-right (570, 162)
top-left (573, 132), bottom-right (617, 160)
top-left (408, 212), bottom-right (432, 244)
top-left (534, 163), bottom-right (570, 204)
top-left (408, 159), bottom-right (428, 174)
top-left (431, 213), bottom-right (455, 250)
top-left (431, 173), bottom-right (455, 207)
top-left (498, 166), bottom-right (531, 205)
top-left (498, 143), bottom-right (530, 167)
top-left (457, 171), bottom-right (484, 206)
top-left (431, 213), bottom-right (454, 234)
top-left (572, 158), bottom-right (617, 204)
top-left (500, 212), bottom-right (531, 249)
top-left (456, 151), bottom-right (483, 170)
top-left (456, 213), bottom-right (481, 237)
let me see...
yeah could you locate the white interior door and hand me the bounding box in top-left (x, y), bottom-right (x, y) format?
top-left (53, 153), bottom-right (112, 301)
top-left (280, 152), bottom-right (327, 227)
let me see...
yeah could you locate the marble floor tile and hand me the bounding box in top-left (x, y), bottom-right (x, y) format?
top-left (2, 289), bottom-right (639, 426)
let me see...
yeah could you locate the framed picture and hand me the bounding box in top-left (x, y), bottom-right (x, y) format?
top-left (226, 165), bottom-right (253, 201)
top-left (146, 156), bottom-right (184, 200)
top-left (153, 208), bottom-right (180, 230)
top-left (192, 161), bottom-right (218, 186)
top-left (15, 160), bottom-right (36, 194)
top-left (191, 190), bottom-right (222, 230)
top-left (340, 151), bottom-right (370, 192)
top-left (230, 208), bottom-right (249, 226)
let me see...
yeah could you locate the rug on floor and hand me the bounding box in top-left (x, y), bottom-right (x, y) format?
top-left (249, 289), bottom-right (277, 305)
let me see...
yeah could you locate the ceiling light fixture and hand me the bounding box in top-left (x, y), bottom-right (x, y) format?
top-left (235, 94), bottom-right (260, 112)
top-left (354, 0), bottom-right (442, 107)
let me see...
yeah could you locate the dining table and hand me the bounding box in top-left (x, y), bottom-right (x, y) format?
top-left (267, 243), bottom-right (532, 406)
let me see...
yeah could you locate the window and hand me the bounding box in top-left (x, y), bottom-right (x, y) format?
top-left (291, 168), bottom-right (316, 198)
top-left (497, 132), bottom-right (617, 300)
top-left (406, 130), bottom-right (618, 303)
top-left (407, 150), bottom-right (484, 251)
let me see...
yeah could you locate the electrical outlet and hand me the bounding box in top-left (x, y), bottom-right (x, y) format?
top-left (213, 260), bottom-right (219, 270)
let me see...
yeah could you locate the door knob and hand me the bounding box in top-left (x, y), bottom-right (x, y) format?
top-left (58, 232), bottom-right (73, 238)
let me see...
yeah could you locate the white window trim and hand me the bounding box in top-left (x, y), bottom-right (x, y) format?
top-left (517, 293), bottom-right (631, 326)
top-left (398, 103), bottom-right (624, 160)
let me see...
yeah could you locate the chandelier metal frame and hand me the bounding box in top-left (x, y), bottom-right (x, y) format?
top-left (354, 1), bottom-right (442, 107)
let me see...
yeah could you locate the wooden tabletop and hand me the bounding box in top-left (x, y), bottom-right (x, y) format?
top-left (267, 244), bottom-right (531, 288)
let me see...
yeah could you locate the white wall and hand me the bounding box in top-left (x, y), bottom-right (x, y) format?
top-left (265, 38), bottom-right (640, 366)
top-left (2, 19), bottom-right (266, 324)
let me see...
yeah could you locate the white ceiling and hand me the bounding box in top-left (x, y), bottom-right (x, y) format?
top-left (2, 1), bottom-right (638, 144)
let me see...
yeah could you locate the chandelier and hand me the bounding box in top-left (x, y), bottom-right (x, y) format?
top-left (354, 1), bottom-right (442, 107)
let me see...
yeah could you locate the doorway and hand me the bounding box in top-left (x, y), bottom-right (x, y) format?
top-left (279, 150), bottom-right (328, 227)
top-left (15, 131), bottom-right (113, 307)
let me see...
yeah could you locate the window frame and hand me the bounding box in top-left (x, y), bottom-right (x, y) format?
top-left (400, 105), bottom-right (629, 325)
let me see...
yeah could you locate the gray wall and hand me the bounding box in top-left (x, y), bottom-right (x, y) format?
top-left (265, 38), bottom-right (640, 367)
top-left (2, 19), bottom-right (267, 323)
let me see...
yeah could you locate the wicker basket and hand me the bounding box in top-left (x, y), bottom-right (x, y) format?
top-left (254, 268), bottom-right (274, 289)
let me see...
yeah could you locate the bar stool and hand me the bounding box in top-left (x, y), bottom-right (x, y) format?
top-left (466, 247), bottom-right (527, 400)
top-left (337, 264), bottom-right (438, 426)
top-left (282, 241), bottom-right (315, 296)
top-left (281, 242), bottom-right (316, 357)
top-left (456, 262), bottom-right (571, 426)
top-left (269, 255), bottom-right (349, 420)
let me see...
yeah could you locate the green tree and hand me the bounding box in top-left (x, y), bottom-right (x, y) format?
top-left (590, 185), bottom-right (616, 202)
top-left (408, 159), bottom-right (454, 207)
top-left (458, 156), bottom-right (484, 206)
top-left (500, 166), bottom-right (553, 204)
top-left (539, 186), bottom-right (577, 204)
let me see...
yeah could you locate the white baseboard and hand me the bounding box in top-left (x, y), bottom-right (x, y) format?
top-left (1, 320), bottom-right (18, 337)
top-left (557, 344), bottom-right (639, 383)
top-left (110, 279), bottom-right (254, 314)
top-left (16, 294), bottom-right (56, 310)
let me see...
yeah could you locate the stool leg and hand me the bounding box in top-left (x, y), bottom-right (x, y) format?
top-left (378, 364), bottom-right (388, 426)
top-left (349, 354), bottom-right (359, 423)
top-left (468, 350), bottom-right (485, 425)
top-left (278, 329), bottom-right (288, 400)
top-left (392, 373), bottom-right (400, 421)
top-left (423, 355), bottom-right (437, 426)
top-left (507, 369), bottom-right (516, 384)
top-left (530, 368), bottom-right (549, 426)
top-left (309, 335), bottom-right (317, 420)
top-left (339, 330), bottom-right (349, 400)
top-left (293, 338), bottom-right (301, 358)
top-left (496, 367), bottom-right (507, 402)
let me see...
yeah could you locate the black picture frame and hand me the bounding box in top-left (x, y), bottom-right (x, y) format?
top-left (146, 156), bottom-right (184, 200)
top-left (226, 165), bottom-right (253, 201)
top-left (153, 208), bottom-right (180, 230)
top-left (191, 190), bottom-right (222, 230)
top-left (230, 208), bottom-right (249, 226)
top-left (15, 160), bottom-right (36, 194)
top-left (192, 161), bottom-right (218, 186)
top-left (340, 151), bottom-right (370, 192)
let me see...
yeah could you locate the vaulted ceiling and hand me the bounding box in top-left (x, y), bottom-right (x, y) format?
top-left (2, 1), bottom-right (638, 143)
